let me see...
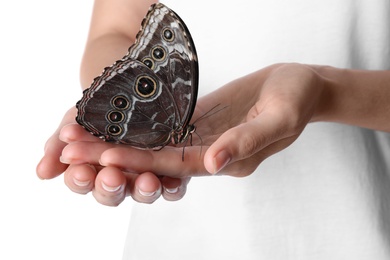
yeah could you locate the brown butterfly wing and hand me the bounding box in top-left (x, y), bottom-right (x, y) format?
top-left (76, 3), bottom-right (198, 149)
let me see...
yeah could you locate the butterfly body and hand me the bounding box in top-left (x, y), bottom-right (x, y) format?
top-left (76, 3), bottom-right (198, 150)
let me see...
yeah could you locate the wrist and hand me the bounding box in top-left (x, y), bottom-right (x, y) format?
top-left (310, 65), bottom-right (390, 131)
top-left (309, 65), bottom-right (339, 123)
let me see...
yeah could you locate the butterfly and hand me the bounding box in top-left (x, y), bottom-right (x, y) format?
top-left (76, 3), bottom-right (198, 152)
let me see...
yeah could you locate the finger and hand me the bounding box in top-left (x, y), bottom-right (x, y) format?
top-left (99, 145), bottom-right (208, 178)
top-left (92, 166), bottom-right (128, 207)
top-left (59, 123), bottom-right (102, 143)
top-left (210, 135), bottom-right (299, 177)
top-left (60, 141), bottom-right (116, 165)
top-left (36, 108), bottom-right (78, 179)
top-left (36, 138), bottom-right (68, 179)
top-left (161, 177), bottom-right (190, 201)
top-left (92, 167), bottom-right (162, 206)
top-left (64, 164), bottom-right (97, 194)
top-left (129, 172), bottom-right (162, 204)
top-left (204, 110), bottom-right (293, 175)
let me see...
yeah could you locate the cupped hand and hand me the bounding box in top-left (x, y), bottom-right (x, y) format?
top-left (36, 108), bottom-right (189, 206)
top-left (38, 63), bottom-right (325, 207)
top-left (95, 63), bottom-right (325, 177)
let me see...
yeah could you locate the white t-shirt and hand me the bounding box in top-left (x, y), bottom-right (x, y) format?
top-left (123, 1), bottom-right (390, 259)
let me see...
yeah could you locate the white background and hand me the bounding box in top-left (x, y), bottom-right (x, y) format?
top-left (0, 1), bottom-right (133, 259)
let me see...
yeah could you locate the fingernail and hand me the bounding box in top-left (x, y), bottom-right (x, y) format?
top-left (138, 189), bottom-right (156, 197)
top-left (59, 156), bottom-right (70, 164)
top-left (213, 150), bottom-right (231, 174)
top-left (73, 178), bottom-right (91, 187)
top-left (165, 187), bottom-right (179, 194)
top-left (102, 182), bottom-right (123, 193)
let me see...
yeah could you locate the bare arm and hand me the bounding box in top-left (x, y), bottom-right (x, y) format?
top-left (80, 0), bottom-right (157, 88)
top-left (313, 67), bottom-right (390, 132)
top-left (81, 1), bottom-right (390, 136)
top-left (94, 64), bottom-right (390, 177)
top-left (38, 0), bottom-right (390, 206)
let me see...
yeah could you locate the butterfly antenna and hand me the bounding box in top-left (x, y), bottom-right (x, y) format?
top-left (192, 104), bottom-right (228, 124)
top-left (193, 130), bottom-right (203, 159)
top-left (181, 105), bottom-right (228, 161)
top-left (181, 128), bottom-right (204, 161)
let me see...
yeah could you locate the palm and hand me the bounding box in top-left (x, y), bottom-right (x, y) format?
top-left (61, 64), bottom-right (324, 178)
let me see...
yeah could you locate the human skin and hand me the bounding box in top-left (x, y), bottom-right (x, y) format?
top-left (36, 0), bottom-right (390, 206)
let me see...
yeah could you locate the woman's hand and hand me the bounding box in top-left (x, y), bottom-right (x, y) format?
top-left (39, 63), bottom-right (390, 206)
top-left (36, 107), bottom-right (189, 206)
top-left (70, 63), bottom-right (325, 179)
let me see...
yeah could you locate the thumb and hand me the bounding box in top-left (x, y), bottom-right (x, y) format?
top-left (204, 111), bottom-right (289, 175)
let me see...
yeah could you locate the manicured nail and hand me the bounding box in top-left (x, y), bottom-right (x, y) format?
top-left (138, 189), bottom-right (156, 197)
top-left (165, 187), bottom-right (179, 194)
top-left (213, 150), bottom-right (231, 174)
top-left (59, 156), bottom-right (70, 164)
top-left (102, 182), bottom-right (123, 193)
top-left (73, 178), bottom-right (91, 187)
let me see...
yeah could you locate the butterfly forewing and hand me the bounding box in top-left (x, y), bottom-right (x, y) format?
top-left (128, 4), bottom-right (198, 131)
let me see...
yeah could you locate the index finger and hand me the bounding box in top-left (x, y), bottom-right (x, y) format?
top-left (36, 107), bottom-right (77, 179)
top-left (99, 145), bottom-right (209, 178)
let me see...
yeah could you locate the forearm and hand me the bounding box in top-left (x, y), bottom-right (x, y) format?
top-left (80, 0), bottom-right (157, 89)
top-left (80, 34), bottom-right (134, 89)
top-left (312, 66), bottom-right (390, 132)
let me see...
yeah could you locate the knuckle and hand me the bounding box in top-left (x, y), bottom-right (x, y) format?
top-left (283, 110), bottom-right (306, 136)
top-left (239, 129), bottom-right (264, 158)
